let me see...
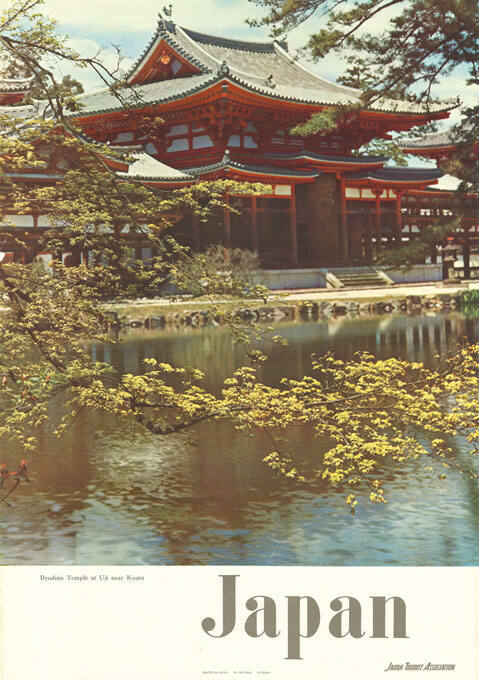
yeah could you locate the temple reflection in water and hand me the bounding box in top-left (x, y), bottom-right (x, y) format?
top-left (1, 311), bottom-right (476, 567)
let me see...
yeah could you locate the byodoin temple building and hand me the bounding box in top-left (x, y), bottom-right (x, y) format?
top-left (0, 12), bottom-right (476, 286)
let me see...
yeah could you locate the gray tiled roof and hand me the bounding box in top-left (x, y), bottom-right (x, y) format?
top-left (401, 128), bottom-right (455, 149)
top-left (187, 154), bottom-right (319, 178)
top-left (0, 103), bottom-right (35, 119)
top-left (124, 13), bottom-right (455, 115)
top-left (182, 28), bottom-right (279, 54)
top-left (6, 172), bottom-right (62, 180)
top-left (114, 152), bottom-right (319, 182)
top-left (73, 73), bottom-right (215, 116)
top-left (118, 152), bottom-right (191, 180)
top-left (435, 174), bottom-right (461, 191)
top-left (72, 66), bottom-right (454, 119)
top-left (230, 74), bottom-right (358, 106)
top-left (263, 151), bottom-right (386, 164)
top-left (179, 25), bottom-right (359, 97)
top-left (0, 17), bottom-right (457, 127)
top-left (0, 100), bottom-right (49, 123)
top-left (0, 76), bottom-right (33, 93)
top-left (348, 167), bottom-right (443, 182)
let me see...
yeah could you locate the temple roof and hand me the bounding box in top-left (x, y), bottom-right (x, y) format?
top-left (116, 150), bottom-right (319, 182)
top-left (172, 24), bottom-right (357, 97)
top-left (118, 152), bottom-right (192, 181)
top-left (72, 66), bottom-right (455, 119)
top-left (0, 100), bottom-right (48, 121)
top-left (435, 174), bottom-right (461, 191)
top-left (6, 172), bottom-right (62, 181)
top-left (263, 151), bottom-right (386, 165)
top-left (0, 103), bottom-right (33, 119)
top-left (0, 76), bottom-right (34, 105)
top-left (0, 76), bottom-right (33, 93)
top-left (34, 13), bottom-right (454, 119)
top-left (0, 16), bottom-right (458, 124)
top-left (401, 128), bottom-right (456, 151)
top-left (73, 73), bottom-right (215, 116)
top-left (347, 167), bottom-right (444, 183)
top-left (104, 153), bottom-right (453, 187)
top-left (120, 14), bottom-right (455, 116)
top-left (188, 157), bottom-right (319, 179)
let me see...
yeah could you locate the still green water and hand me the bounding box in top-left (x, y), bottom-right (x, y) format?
top-left (1, 311), bottom-right (479, 566)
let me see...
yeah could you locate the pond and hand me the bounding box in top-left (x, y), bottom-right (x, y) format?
top-left (1, 310), bottom-right (479, 566)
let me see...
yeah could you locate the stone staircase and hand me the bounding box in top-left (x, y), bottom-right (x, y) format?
top-left (326, 266), bottom-right (394, 289)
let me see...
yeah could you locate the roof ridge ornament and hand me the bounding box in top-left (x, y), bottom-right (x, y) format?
top-left (157, 5), bottom-right (173, 28)
top-left (218, 59), bottom-right (230, 76)
top-left (222, 149), bottom-right (231, 164)
top-left (265, 73), bottom-right (276, 89)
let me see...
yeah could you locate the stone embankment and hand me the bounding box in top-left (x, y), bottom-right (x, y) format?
top-left (104, 292), bottom-right (464, 330)
top-left (299, 292), bottom-right (461, 319)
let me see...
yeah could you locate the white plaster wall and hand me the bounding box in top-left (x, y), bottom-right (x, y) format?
top-left (386, 264), bottom-right (442, 283)
top-left (3, 214), bottom-right (34, 227)
top-left (192, 135), bottom-right (214, 149)
top-left (249, 265), bottom-right (443, 289)
top-left (249, 269), bottom-right (326, 290)
top-left (37, 216), bottom-right (52, 228)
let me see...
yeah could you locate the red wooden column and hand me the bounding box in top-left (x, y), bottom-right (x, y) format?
top-left (289, 184), bottom-right (299, 266)
top-left (192, 214), bottom-right (200, 252)
top-left (339, 177), bottom-right (348, 260)
top-left (70, 249), bottom-right (81, 266)
top-left (251, 196), bottom-right (258, 253)
top-left (375, 190), bottom-right (382, 250)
